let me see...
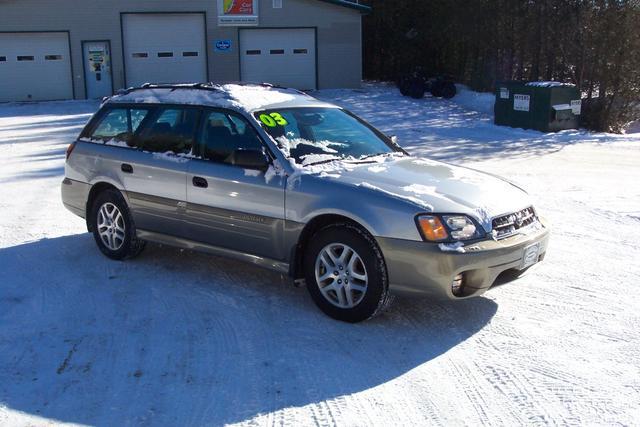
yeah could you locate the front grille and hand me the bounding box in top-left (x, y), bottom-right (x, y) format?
top-left (491, 206), bottom-right (538, 239)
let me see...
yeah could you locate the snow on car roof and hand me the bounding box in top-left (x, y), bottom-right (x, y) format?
top-left (106, 83), bottom-right (337, 112)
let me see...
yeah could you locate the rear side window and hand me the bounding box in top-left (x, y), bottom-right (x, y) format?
top-left (137, 108), bottom-right (200, 154)
top-left (89, 108), bottom-right (149, 146)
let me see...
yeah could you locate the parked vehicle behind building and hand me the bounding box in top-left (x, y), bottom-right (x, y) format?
top-left (397, 69), bottom-right (457, 99)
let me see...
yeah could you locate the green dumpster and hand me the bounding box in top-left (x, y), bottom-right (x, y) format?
top-left (494, 81), bottom-right (582, 132)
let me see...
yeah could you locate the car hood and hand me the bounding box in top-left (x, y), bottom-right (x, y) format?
top-left (310, 156), bottom-right (532, 231)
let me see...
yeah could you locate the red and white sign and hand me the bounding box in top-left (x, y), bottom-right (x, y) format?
top-left (218, 0), bottom-right (259, 26)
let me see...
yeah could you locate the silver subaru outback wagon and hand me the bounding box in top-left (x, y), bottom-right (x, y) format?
top-left (61, 83), bottom-right (550, 322)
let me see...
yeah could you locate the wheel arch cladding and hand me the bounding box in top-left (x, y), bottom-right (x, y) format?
top-left (85, 182), bottom-right (122, 231)
top-left (290, 214), bottom-right (376, 280)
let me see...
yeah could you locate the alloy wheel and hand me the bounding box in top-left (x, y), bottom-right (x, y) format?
top-left (314, 243), bottom-right (368, 308)
top-left (97, 202), bottom-right (125, 251)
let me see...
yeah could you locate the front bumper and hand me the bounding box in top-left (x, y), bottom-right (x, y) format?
top-left (377, 219), bottom-right (550, 299)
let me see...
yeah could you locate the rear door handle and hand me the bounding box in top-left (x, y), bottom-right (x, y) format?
top-left (121, 163), bottom-right (133, 174)
top-left (192, 176), bottom-right (208, 188)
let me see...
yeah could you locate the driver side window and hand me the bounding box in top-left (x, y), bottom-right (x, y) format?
top-left (198, 110), bottom-right (264, 164)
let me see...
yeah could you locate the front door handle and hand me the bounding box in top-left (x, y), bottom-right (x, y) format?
top-left (121, 163), bottom-right (133, 174)
top-left (192, 176), bottom-right (208, 188)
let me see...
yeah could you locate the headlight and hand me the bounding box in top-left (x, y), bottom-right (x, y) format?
top-left (416, 214), bottom-right (483, 242)
top-left (443, 215), bottom-right (479, 240)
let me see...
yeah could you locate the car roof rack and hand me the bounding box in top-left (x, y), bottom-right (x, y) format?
top-left (115, 81), bottom-right (309, 97)
top-left (208, 80), bottom-right (310, 96)
top-left (115, 82), bottom-right (222, 96)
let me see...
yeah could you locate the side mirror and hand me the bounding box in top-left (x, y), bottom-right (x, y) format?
top-left (228, 148), bottom-right (270, 172)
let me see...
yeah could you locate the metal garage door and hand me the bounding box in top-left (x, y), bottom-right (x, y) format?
top-left (122, 13), bottom-right (207, 87)
top-left (0, 32), bottom-right (73, 102)
top-left (240, 28), bottom-right (316, 90)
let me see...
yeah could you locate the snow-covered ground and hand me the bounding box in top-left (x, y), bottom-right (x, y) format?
top-left (1, 84), bottom-right (639, 426)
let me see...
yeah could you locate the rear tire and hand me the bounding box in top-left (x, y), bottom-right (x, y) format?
top-left (90, 189), bottom-right (145, 260)
top-left (440, 81), bottom-right (457, 99)
top-left (407, 79), bottom-right (426, 99)
top-left (303, 223), bottom-right (392, 322)
top-left (397, 77), bottom-right (411, 96)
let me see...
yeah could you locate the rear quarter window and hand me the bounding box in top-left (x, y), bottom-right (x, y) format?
top-left (85, 107), bottom-right (149, 147)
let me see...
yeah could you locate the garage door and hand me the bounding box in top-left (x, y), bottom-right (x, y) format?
top-left (240, 28), bottom-right (316, 90)
top-left (0, 32), bottom-right (73, 102)
top-left (122, 13), bottom-right (207, 87)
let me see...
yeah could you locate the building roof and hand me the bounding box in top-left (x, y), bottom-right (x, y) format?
top-left (316, 0), bottom-right (371, 13)
top-left (107, 83), bottom-right (338, 112)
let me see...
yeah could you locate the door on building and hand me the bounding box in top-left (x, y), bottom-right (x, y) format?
top-left (122, 13), bottom-right (207, 87)
top-left (0, 32), bottom-right (73, 102)
top-left (83, 41), bottom-right (113, 99)
top-left (240, 28), bottom-right (317, 90)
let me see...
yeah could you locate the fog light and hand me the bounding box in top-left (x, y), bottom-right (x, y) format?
top-left (452, 273), bottom-right (464, 297)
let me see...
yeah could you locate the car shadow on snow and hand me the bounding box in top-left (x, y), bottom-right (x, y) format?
top-left (0, 234), bottom-right (497, 425)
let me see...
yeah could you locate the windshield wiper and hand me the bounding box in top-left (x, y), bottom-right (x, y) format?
top-left (302, 152), bottom-right (399, 167)
top-left (352, 152), bottom-right (395, 162)
top-left (302, 156), bottom-right (342, 166)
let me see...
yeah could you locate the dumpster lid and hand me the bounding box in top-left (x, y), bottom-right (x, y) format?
top-left (552, 103), bottom-right (572, 111)
top-left (526, 81), bottom-right (575, 88)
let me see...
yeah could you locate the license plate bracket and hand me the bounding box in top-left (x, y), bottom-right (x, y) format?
top-left (520, 243), bottom-right (540, 270)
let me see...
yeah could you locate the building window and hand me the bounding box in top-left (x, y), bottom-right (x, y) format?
top-left (273, 0), bottom-right (283, 8)
top-left (45, 55), bottom-right (63, 61)
top-left (293, 49), bottom-right (308, 54)
top-left (17, 56), bottom-right (35, 61)
top-left (182, 51), bottom-right (199, 57)
top-left (0, 56), bottom-right (6, 62)
top-left (270, 49), bottom-right (285, 55)
top-left (246, 50), bottom-right (261, 55)
top-left (132, 52), bottom-right (148, 58)
top-left (157, 52), bottom-right (174, 58)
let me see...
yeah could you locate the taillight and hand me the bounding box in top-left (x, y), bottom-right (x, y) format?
top-left (66, 142), bottom-right (76, 160)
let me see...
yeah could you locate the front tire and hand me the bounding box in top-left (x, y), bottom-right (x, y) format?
top-left (304, 223), bottom-right (392, 322)
top-left (90, 189), bottom-right (145, 260)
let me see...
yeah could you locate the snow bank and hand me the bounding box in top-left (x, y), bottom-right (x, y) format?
top-left (453, 84), bottom-right (495, 116)
top-left (624, 120), bottom-right (640, 134)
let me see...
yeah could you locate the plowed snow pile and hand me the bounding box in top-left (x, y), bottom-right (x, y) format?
top-left (1, 84), bottom-right (639, 425)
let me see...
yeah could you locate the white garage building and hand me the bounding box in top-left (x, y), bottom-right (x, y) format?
top-left (0, 0), bottom-right (368, 102)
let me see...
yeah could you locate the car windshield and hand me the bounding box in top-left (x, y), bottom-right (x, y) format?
top-left (254, 107), bottom-right (399, 165)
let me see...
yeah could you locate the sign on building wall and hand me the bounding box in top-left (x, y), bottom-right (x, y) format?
top-left (513, 94), bottom-right (530, 112)
top-left (218, 0), bottom-right (259, 26)
top-left (215, 39), bottom-right (232, 52)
